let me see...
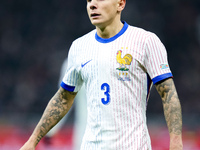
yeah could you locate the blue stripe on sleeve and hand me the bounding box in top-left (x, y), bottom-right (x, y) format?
top-left (152, 73), bottom-right (173, 84)
top-left (60, 81), bottom-right (75, 92)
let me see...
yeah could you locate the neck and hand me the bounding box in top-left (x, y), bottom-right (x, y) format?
top-left (96, 20), bottom-right (124, 39)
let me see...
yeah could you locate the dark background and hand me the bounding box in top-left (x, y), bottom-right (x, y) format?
top-left (0, 0), bottom-right (200, 130)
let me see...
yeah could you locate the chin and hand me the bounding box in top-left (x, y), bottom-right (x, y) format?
top-left (90, 20), bottom-right (106, 28)
top-left (91, 20), bottom-right (100, 25)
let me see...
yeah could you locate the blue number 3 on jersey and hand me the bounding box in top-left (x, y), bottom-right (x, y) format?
top-left (101, 83), bottom-right (110, 105)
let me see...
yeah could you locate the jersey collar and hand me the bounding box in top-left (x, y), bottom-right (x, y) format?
top-left (95, 21), bottom-right (128, 43)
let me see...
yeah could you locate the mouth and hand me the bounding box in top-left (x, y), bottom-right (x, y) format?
top-left (91, 13), bottom-right (100, 18)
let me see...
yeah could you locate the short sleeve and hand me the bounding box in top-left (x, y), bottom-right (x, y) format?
top-left (60, 42), bottom-right (83, 92)
top-left (144, 33), bottom-right (173, 84)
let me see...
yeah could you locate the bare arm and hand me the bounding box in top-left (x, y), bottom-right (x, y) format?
top-left (155, 78), bottom-right (183, 150)
top-left (20, 87), bottom-right (77, 150)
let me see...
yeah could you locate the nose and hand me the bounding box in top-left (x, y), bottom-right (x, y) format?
top-left (89, 0), bottom-right (97, 10)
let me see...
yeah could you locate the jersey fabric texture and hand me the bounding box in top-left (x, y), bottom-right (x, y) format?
top-left (61, 21), bottom-right (172, 150)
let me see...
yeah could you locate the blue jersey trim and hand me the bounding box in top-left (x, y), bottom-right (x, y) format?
top-left (60, 82), bottom-right (75, 92)
top-left (95, 21), bottom-right (128, 43)
top-left (152, 73), bottom-right (173, 84)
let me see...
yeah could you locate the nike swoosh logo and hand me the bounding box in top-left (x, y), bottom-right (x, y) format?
top-left (81, 59), bottom-right (92, 68)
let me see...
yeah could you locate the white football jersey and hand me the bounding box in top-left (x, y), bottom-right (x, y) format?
top-left (61, 22), bottom-right (172, 150)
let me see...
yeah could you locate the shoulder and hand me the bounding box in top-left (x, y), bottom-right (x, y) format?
top-left (125, 24), bottom-right (160, 47)
top-left (127, 24), bottom-right (159, 39)
top-left (72, 29), bottom-right (96, 45)
top-left (68, 29), bottom-right (96, 55)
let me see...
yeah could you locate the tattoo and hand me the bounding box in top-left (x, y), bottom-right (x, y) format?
top-left (155, 78), bottom-right (182, 135)
top-left (35, 88), bottom-right (76, 145)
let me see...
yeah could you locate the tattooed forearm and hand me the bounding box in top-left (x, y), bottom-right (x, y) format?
top-left (155, 78), bottom-right (182, 135)
top-left (32, 87), bottom-right (77, 146)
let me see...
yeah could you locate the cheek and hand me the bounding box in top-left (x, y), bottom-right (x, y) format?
top-left (105, 4), bottom-right (117, 14)
top-left (86, 5), bottom-right (89, 13)
top-left (105, 7), bottom-right (117, 18)
top-left (86, 7), bottom-right (91, 18)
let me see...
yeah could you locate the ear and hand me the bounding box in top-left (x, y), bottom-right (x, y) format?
top-left (117, 0), bottom-right (126, 12)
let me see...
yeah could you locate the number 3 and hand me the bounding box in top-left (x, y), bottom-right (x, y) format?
top-left (101, 83), bottom-right (110, 105)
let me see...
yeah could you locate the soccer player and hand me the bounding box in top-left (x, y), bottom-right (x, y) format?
top-left (20, 0), bottom-right (183, 149)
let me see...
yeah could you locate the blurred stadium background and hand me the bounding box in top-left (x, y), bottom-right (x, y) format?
top-left (0, 0), bottom-right (200, 149)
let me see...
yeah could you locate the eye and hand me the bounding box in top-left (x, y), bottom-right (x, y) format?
top-left (87, 0), bottom-right (92, 2)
